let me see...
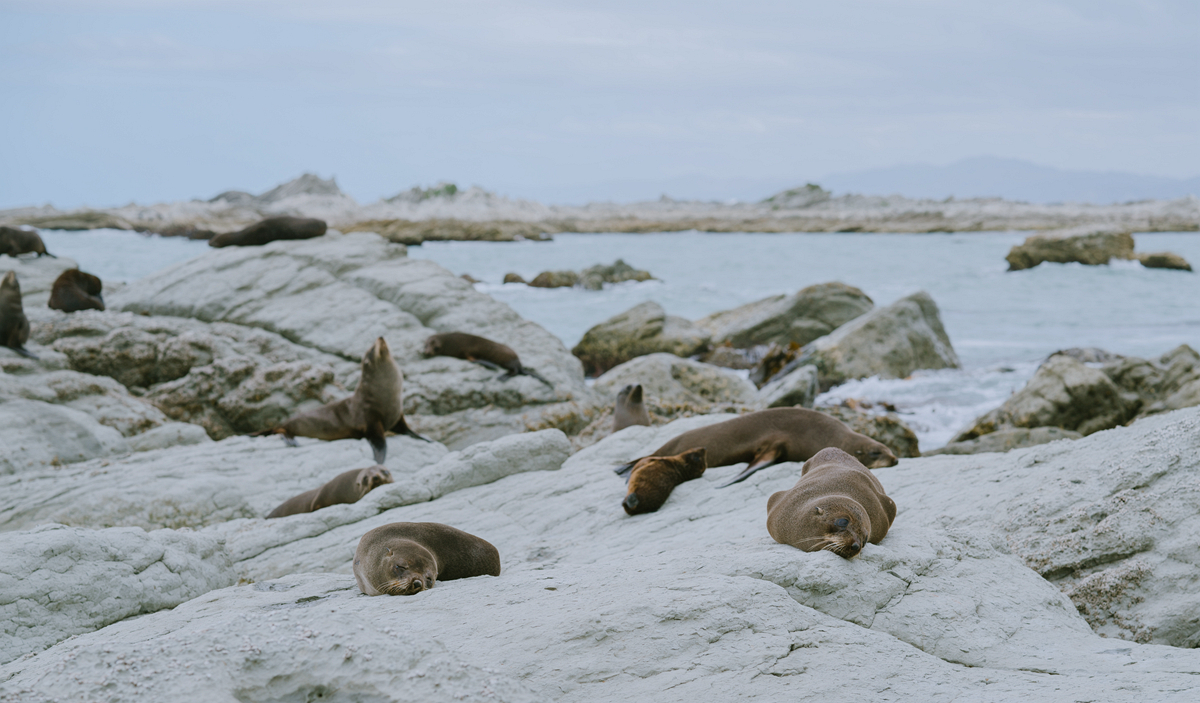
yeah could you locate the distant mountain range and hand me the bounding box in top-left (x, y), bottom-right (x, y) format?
top-left (820, 157), bottom-right (1200, 205)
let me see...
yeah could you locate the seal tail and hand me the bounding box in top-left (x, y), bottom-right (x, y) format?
top-left (521, 368), bottom-right (554, 388)
top-left (390, 416), bottom-right (432, 443)
top-left (718, 446), bottom-right (785, 488)
top-left (9, 346), bottom-right (39, 360)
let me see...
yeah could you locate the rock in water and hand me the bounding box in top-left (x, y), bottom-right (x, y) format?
top-left (696, 282), bottom-right (873, 349)
top-left (1137, 251), bottom-right (1192, 271)
top-left (1005, 228), bottom-right (1135, 271)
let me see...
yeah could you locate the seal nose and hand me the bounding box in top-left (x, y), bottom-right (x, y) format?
top-left (851, 542), bottom-right (861, 551)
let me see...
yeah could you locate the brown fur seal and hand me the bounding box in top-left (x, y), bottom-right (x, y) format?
top-left (0, 226), bottom-right (54, 258)
top-left (423, 332), bottom-right (552, 387)
top-left (612, 383), bottom-right (650, 432)
top-left (208, 216), bottom-right (326, 248)
top-left (615, 407), bottom-right (897, 488)
top-left (0, 271), bottom-right (36, 359)
top-left (766, 447), bottom-right (896, 559)
top-left (622, 448), bottom-right (706, 515)
top-left (48, 269), bottom-right (105, 312)
top-left (353, 522), bottom-right (501, 596)
top-left (266, 465), bottom-right (393, 519)
top-left (252, 337), bottom-right (427, 462)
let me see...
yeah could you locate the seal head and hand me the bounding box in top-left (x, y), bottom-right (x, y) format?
top-left (0, 271), bottom-right (36, 358)
top-left (353, 522), bottom-right (501, 596)
top-left (622, 447), bottom-right (706, 515)
top-left (613, 383), bottom-right (651, 432)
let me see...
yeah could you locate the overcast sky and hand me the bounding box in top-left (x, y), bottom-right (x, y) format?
top-left (2, 0), bottom-right (1197, 208)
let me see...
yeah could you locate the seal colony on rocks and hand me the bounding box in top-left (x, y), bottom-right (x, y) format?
top-left (47, 269), bottom-right (105, 312)
top-left (353, 522), bottom-right (502, 596)
top-left (423, 331), bottom-right (553, 387)
top-left (252, 337), bottom-right (426, 463)
top-left (0, 226), bottom-right (54, 258)
top-left (266, 465), bottom-right (394, 519)
top-left (208, 216), bottom-right (327, 248)
top-left (615, 407), bottom-right (898, 488)
top-left (766, 447), bottom-right (896, 558)
top-left (622, 448), bottom-right (707, 515)
top-left (0, 271), bottom-right (36, 358)
top-left (613, 383), bottom-right (651, 432)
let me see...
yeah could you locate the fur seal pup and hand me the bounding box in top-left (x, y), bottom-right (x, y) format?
top-left (766, 447), bottom-right (896, 559)
top-left (252, 337), bottom-right (427, 463)
top-left (615, 407), bottom-right (897, 488)
top-left (612, 383), bottom-right (650, 432)
top-left (47, 269), bottom-right (105, 312)
top-left (422, 332), bottom-right (553, 387)
top-left (0, 226), bottom-right (54, 258)
top-left (208, 216), bottom-right (326, 248)
top-left (0, 271), bottom-right (36, 358)
top-left (353, 522), bottom-right (501, 596)
top-left (622, 448), bottom-right (706, 515)
top-left (266, 465), bottom-right (393, 519)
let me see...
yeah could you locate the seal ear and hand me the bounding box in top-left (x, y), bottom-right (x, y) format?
top-left (815, 507), bottom-right (824, 515)
top-left (386, 548), bottom-right (394, 558)
top-left (630, 384), bottom-right (643, 403)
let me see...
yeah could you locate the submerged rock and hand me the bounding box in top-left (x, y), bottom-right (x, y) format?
top-left (1005, 228), bottom-right (1135, 271)
top-left (696, 282), bottom-right (873, 349)
top-left (572, 301), bottom-right (710, 376)
top-left (1137, 251), bottom-right (1192, 271)
top-left (528, 269), bottom-right (580, 288)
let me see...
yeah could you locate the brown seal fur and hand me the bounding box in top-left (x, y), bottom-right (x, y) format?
top-left (266, 465), bottom-right (393, 519)
top-left (48, 269), bottom-right (105, 312)
top-left (766, 447), bottom-right (896, 559)
top-left (252, 337), bottom-right (426, 462)
top-left (0, 226), bottom-right (54, 258)
top-left (622, 448), bottom-right (706, 515)
top-left (208, 216), bottom-right (326, 248)
top-left (615, 407), bottom-right (897, 488)
top-left (0, 272), bottom-right (36, 358)
top-left (612, 383), bottom-right (650, 432)
top-left (423, 331), bottom-right (552, 387)
top-left (353, 522), bottom-right (501, 596)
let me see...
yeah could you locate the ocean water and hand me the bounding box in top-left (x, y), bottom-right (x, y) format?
top-left (34, 228), bottom-right (1200, 449)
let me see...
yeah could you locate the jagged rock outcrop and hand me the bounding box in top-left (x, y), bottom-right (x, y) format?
top-left (754, 364), bottom-right (818, 409)
top-left (572, 301), bottom-right (710, 376)
top-left (1006, 228), bottom-right (1135, 271)
top-left (1103, 344), bottom-right (1200, 416)
top-left (592, 353), bottom-right (756, 408)
top-left (925, 426), bottom-right (1082, 456)
top-left (815, 404), bottom-right (921, 458)
top-left (696, 282), bottom-right (873, 349)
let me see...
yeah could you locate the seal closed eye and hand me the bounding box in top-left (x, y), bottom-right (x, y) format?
top-left (353, 522), bottom-right (501, 596)
top-left (422, 332), bottom-right (553, 388)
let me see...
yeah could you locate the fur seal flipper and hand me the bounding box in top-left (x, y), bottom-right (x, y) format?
top-left (423, 332), bottom-right (554, 388)
top-left (353, 522), bottom-right (501, 596)
top-left (389, 415), bottom-right (432, 443)
top-left (267, 465), bottom-right (393, 518)
top-left (0, 271), bottom-right (37, 359)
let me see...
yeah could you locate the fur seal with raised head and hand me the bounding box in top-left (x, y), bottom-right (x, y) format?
top-left (252, 337), bottom-right (427, 463)
top-left (766, 447), bottom-right (896, 558)
top-left (0, 226), bottom-right (54, 258)
top-left (353, 522), bottom-right (501, 596)
top-left (208, 216), bottom-right (326, 248)
top-left (622, 448), bottom-right (706, 515)
top-left (48, 269), bottom-right (105, 312)
top-left (266, 465), bottom-right (393, 519)
top-left (423, 332), bottom-right (552, 387)
top-left (613, 383), bottom-right (650, 432)
top-left (615, 407), bottom-right (897, 488)
top-left (0, 271), bottom-right (36, 358)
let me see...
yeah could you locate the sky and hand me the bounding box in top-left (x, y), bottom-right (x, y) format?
top-left (1, 0), bottom-right (1198, 208)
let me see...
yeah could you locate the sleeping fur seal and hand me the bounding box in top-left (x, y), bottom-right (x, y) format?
top-left (622, 448), bottom-right (706, 515)
top-left (266, 465), bottom-right (393, 518)
top-left (48, 269), bottom-right (105, 312)
top-left (766, 447), bottom-right (896, 558)
top-left (423, 332), bottom-right (552, 387)
top-left (615, 407), bottom-right (897, 488)
top-left (252, 337), bottom-right (427, 462)
top-left (0, 271), bottom-right (36, 358)
top-left (353, 522), bottom-right (501, 596)
top-left (208, 216), bottom-right (326, 248)
top-left (613, 383), bottom-right (650, 432)
top-left (0, 226), bottom-right (54, 258)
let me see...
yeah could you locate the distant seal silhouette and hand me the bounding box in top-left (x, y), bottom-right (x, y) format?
top-left (612, 384), bottom-right (650, 432)
top-left (208, 216), bottom-right (327, 248)
top-left (0, 271), bottom-right (36, 359)
top-left (615, 407), bottom-right (897, 488)
top-left (0, 226), bottom-right (54, 258)
top-left (423, 332), bottom-right (553, 387)
top-left (252, 337), bottom-right (427, 463)
top-left (622, 448), bottom-right (706, 515)
top-left (47, 269), bottom-right (105, 312)
top-left (266, 465), bottom-right (393, 519)
top-left (766, 447), bottom-right (896, 559)
top-left (353, 522), bottom-right (501, 596)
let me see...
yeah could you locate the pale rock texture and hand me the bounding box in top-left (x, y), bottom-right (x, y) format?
top-left (0, 400), bottom-right (129, 474)
top-left (571, 301), bottom-right (711, 376)
top-left (1005, 227), bottom-right (1136, 270)
top-left (926, 426), bottom-right (1082, 455)
top-left (796, 290), bottom-right (961, 389)
top-left (754, 363), bottom-right (818, 408)
top-left (815, 405), bottom-right (922, 458)
top-left (696, 281), bottom-right (873, 348)
top-left (126, 422), bottom-right (213, 452)
top-left (0, 368), bottom-right (172, 437)
top-left (591, 353), bottom-right (756, 407)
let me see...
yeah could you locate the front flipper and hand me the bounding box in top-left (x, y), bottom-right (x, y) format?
top-left (614, 461), bottom-right (637, 478)
top-left (389, 415), bottom-right (433, 443)
top-left (365, 421), bottom-right (388, 464)
top-left (718, 446), bottom-right (785, 488)
top-left (521, 368), bottom-right (554, 388)
top-left (470, 358), bottom-right (506, 372)
top-left (9, 346), bottom-right (38, 360)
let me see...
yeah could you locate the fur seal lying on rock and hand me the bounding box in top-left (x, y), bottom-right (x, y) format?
top-left (622, 448), bottom-right (706, 515)
top-left (0, 226), bottom-right (54, 258)
top-left (616, 407), bottom-right (897, 487)
top-left (423, 332), bottom-right (553, 387)
top-left (613, 384), bottom-right (650, 432)
top-left (266, 465), bottom-right (393, 518)
top-left (252, 337), bottom-right (427, 463)
top-left (766, 447), bottom-right (896, 558)
top-left (208, 216), bottom-right (327, 248)
top-left (0, 271), bottom-right (36, 358)
top-left (48, 269), bottom-right (105, 312)
top-left (353, 522), bottom-right (501, 596)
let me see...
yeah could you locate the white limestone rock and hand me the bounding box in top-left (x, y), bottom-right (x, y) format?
top-left (126, 422), bottom-right (213, 452)
top-left (592, 353), bottom-right (756, 407)
top-left (0, 400), bottom-right (129, 474)
top-left (755, 363), bottom-right (818, 408)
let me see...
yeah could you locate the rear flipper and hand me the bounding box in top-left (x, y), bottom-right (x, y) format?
top-left (389, 416), bottom-right (432, 443)
top-left (521, 368), bottom-right (554, 388)
top-left (366, 421), bottom-right (388, 464)
top-left (470, 358), bottom-right (506, 372)
top-left (718, 446), bottom-right (785, 488)
top-left (9, 346), bottom-right (38, 360)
